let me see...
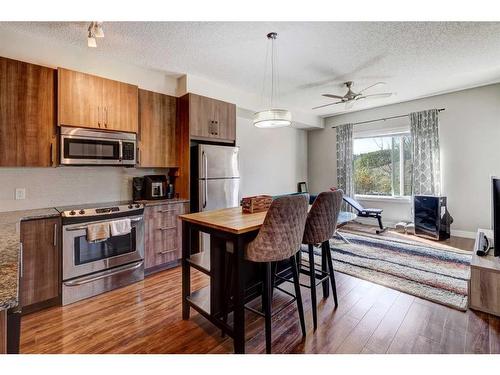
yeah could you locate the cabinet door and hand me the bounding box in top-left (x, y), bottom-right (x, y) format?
top-left (215, 100), bottom-right (236, 142)
top-left (0, 57), bottom-right (56, 167)
top-left (20, 217), bottom-right (60, 308)
top-left (189, 93), bottom-right (215, 139)
top-left (138, 89), bottom-right (177, 167)
top-left (144, 203), bottom-right (188, 271)
top-left (58, 68), bottom-right (102, 129)
top-left (103, 79), bottom-right (138, 133)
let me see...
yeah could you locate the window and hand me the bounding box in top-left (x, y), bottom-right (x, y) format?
top-left (353, 134), bottom-right (412, 197)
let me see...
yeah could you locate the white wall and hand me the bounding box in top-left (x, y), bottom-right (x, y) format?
top-left (0, 167), bottom-right (166, 212)
top-left (237, 109), bottom-right (308, 197)
top-left (308, 83), bottom-right (500, 236)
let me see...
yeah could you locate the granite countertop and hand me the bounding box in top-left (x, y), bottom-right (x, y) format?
top-left (0, 208), bottom-right (60, 310)
top-left (135, 198), bottom-right (190, 207)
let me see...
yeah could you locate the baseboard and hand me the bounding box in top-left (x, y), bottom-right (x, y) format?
top-left (353, 217), bottom-right (477, 239)
top-left (450, 229), bottom-right (476, 239)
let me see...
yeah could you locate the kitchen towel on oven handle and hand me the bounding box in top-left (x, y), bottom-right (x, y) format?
top-left (110, 218), bottom-right (132, 236)
top-left (87, 222), bottom-right (110, 242)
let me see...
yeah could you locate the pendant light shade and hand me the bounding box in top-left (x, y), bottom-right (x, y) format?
top-left (253, 109), bottom-right (292, 128)
top-left (253, 32), bottom-right (292, 128)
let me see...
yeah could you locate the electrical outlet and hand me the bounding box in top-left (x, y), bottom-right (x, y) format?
top-left (15, 188), bottom-right (26, 200)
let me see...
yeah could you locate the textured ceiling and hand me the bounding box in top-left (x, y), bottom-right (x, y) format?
top-left (3, 21), bottom-right (500, 121)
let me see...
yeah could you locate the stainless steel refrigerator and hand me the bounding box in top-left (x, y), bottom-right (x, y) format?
top-left (191, 144), bottom-right (240, 250)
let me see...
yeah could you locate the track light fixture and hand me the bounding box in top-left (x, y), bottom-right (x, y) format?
top-left (87, 22), bottom-right (104, 48)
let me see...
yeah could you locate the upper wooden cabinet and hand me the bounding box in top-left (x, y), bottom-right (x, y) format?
top-left (58, 68), bottom-right (138, 133)
top-left (0, 57), bottom-right (57, 167)
top-left (20, 217), bottom-right (61, 313)
top-left (138, 89), bottom-right (178, 168)
top-left (185, 93), bottom-right (236, 143)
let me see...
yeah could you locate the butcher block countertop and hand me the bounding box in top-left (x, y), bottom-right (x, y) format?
top-left (0, 208), bottom-right (59, 310)
top-left (179, 207), bottom-right (267, 234)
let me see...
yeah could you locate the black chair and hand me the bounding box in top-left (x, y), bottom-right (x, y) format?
top-left (343, 196), bottom-right (387, 234)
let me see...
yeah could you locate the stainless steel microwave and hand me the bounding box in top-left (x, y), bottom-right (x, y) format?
top-left (60, 126), bottom-right (136, 166)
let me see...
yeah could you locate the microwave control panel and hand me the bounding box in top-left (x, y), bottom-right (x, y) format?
top-left (122, 142), bottom-right (135, 160)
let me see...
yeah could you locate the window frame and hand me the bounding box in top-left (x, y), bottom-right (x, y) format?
top-left (352, 131), bottom-right (412, 199)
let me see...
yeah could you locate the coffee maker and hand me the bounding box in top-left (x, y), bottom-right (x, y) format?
top-left (133, 175), bottom-right (175, 201)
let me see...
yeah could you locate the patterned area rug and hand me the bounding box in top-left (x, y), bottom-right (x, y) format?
top-left (304, 231), bottom-right (472, 310)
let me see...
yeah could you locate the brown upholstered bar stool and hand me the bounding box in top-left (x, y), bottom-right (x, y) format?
top-left (300, 190), bottom-right (343, 330)
top-left (244, 195), bottom-right (309, 354)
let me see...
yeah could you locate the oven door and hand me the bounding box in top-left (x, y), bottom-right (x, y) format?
top-left (62, 215), bottom-right (144, 280)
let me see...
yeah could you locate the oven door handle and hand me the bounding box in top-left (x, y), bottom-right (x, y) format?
top-left (63, 261), bottom-right (143, 286)
top-left (65, 217), bottom-right (143, 231)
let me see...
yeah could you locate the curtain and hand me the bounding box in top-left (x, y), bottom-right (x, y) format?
top-left (409, 109), bottom-right (441, 196)
top-left (336, 123), bottom-right (354, 208)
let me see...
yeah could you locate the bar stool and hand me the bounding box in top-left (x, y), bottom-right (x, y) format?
top-left (223, 195), bottom-right (309, 354)
top-left (300, 190), bottom-right (343, 330)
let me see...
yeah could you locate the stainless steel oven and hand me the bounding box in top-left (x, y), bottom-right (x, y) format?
top-left (60, 203), bottom-right (145, 305)
top-left (60, 126), bottom-right (136, 166)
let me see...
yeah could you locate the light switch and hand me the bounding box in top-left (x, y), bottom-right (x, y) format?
top-left (15, 188), bottom-right (26, 200)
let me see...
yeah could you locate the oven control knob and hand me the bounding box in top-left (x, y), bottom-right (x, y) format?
top-left (69, 210), bottom-right (76, 216)
top-left (79, 210), bottom-right (85, 215)
top-left (128, 204), bottom-right (133, 209)
top-left (135, 204), bottom-right (140, 208)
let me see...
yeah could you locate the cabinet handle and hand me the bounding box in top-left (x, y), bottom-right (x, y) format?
top-left (158, 249), bottom-right (176, 255)
top-left (53, 223), bottom-right (57, 247)
top-left (98, 106), bottom-right (101, 127)
top-left (158, 226), bottom-right (176, 231)
top-left (105, 107), bottom-right (108, 128)
top-left (19, 242), bottom-right (23, 278)
top-left (50, 143), bottom-right (53, 166)
top-left (158, 209), bottom-right (176, 213)
top-left (136, 147), bottom-right (140, 164)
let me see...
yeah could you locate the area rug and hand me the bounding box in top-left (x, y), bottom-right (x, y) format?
top-left (304, 231), bottom-right (472, 310)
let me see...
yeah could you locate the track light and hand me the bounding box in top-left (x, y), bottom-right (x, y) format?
top-left (94, 22), bottom-right (104, 38)
top-left (87, 22), bottom-right (103, 48)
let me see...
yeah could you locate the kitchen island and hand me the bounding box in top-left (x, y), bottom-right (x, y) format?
top-left (180, 207), bottom-right (267, 354)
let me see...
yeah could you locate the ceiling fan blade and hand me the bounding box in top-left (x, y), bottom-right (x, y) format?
top-left (312, 101), bottom-right (344, 110)
top-left (359, 82), bottom-right (385, 93)
top-left (321, 94), bottom-right (345, 100)
top-left (362, 92), bottom-right (393, 99)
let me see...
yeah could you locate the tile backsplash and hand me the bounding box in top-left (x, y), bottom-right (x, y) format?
top-left (0, 167), bottom-right (167, 212)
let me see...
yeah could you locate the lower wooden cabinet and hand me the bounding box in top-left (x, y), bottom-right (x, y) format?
top-left (0, 310), bottom-right (6, 354)
top-left (20, 217), bottom-right (61, 313)
top-left (144, 202), bottom-right (189, 273)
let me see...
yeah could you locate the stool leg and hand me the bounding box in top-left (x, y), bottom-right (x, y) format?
top-left (308, 244), bottom-right (318, 331)
top-left (323, 241), bottom-right (338, 308)
top-left (290, 255), bottom-right (306, 337)
top-left (321, 245), bottom-right (329, 299)
top-left (262, 262), bottom-right (273, 354)
top-left (221, 252), bottom-right (233, 337)
top-left (296, 251), bottom-right (302, 274)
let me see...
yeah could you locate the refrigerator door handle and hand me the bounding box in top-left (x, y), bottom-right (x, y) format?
top-left (202, 151), bottom-right (208, 209)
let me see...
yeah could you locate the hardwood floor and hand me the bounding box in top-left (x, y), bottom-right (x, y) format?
top-left (20, 228), bottom-right (500, 354)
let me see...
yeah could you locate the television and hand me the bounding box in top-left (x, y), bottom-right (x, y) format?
top-left (492, 177), bottom-right (500, 257)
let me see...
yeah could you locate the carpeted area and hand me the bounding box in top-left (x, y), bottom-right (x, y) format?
top-left (304, 231), bottom-right (472, 310)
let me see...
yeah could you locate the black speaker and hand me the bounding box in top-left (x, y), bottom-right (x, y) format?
top-left (414, 195), bottom-right (453, 241)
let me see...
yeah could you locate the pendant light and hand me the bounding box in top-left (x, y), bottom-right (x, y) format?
top-left (253, 32), bottom-right (292, 128)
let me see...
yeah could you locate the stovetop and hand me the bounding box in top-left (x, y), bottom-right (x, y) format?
top-left (56, 200), bottom-right (144, 219)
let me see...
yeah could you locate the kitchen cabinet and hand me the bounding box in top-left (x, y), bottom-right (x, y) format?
top-left (138, 89), bottom-right (178, 167)
top-left (144, 202), bottom-right (189, 274)
top-left (0, 56), bottom-right (57, 167)
top-left (20, 217), bottom-right (61, 313)
top-left (0, 310), bottom-right (5, 354)
top-left (58, 68), bottom-right (138, 133)
top-left (185, 93), bottom-right (236, 143)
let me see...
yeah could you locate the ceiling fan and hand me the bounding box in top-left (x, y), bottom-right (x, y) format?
top-left (312, 81), bottom-right (393, 110)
